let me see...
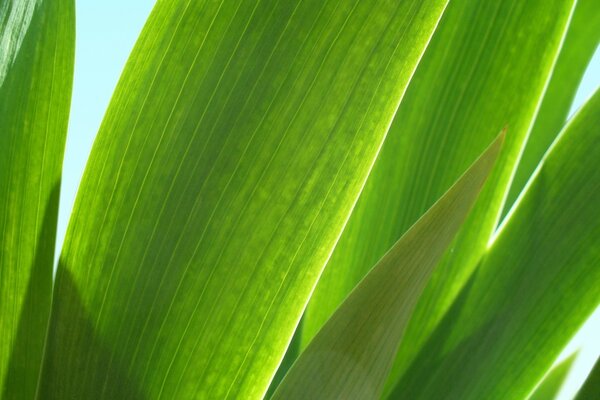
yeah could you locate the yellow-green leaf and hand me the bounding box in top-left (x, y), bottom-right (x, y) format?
top-left (302, 0), bottom-right (576, 394)
top-left (505, 0), bottom-right (600, 213)
top-left (39, 1), bottom-right (449, 398)
top-left (272, 133), bottom-right (503, 400)
top-left (529, 353), bottom-right (577, 400)
top-left (390, 89), bottom-right (600, 399)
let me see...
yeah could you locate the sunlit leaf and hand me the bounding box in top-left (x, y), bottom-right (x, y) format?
top-left (390, 89), bottom-right (600, 399)
top-left (38, 1), bottom-right (449, 398)
top-left (302, 1), bottom-right (577, 394)
top-left (529, 353), bottom-right (577, 400)
top-left (272, 133), bottom-right (503, 400)
top-left (505, 0), bottom-right (600, 213)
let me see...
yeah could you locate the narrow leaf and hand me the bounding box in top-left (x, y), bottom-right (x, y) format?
top-left (302, 0), bottom-right (577, 394)
top-left (0, 0), bottom-right (74, 398)
top-left (505, 0), bottom-right (600, 213)
top-left (391, 89), bottom-right (600, 399)
top-left (529, 353), bottom-right (577, 400)
top-left (273, 133), bottom-right (503, 400)
top-left (40, 1), bottom-right (449, 399)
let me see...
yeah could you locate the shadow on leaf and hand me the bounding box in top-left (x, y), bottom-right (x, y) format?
top-left (37, 265), bottom-right (146, 399)
top-left (3, 184), bottom-right (58, 399)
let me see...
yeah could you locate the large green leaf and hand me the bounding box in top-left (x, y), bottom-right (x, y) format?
top-left (39, 1), bottom-right (449, 398)
top-left (272, 134), bottom-right (503, 400)
top-left (0, 0), bottom-right (74, 398)
top-left (390, 89), bottom-right (600, 399)
top-left (302, 0), bottom-right (576, 391)
top-left (504, 0), bottom-right (600, 214)
top-left (529, 353), bottom-right (577, 400)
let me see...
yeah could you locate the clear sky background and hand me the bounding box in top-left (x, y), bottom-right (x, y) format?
top-left (57, 2), bottom-right (599, 398)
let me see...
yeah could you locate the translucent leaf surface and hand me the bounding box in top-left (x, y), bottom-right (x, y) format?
top-left (0, 0), bottom-right (74, 397)
top-left (273, 134), bottom-right (502, 400)
top-left (39, 1), bottom-right (449, 398)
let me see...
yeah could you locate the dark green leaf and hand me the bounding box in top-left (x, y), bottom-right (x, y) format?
top-left (575, 357), bottom-right (600, 400)
top-left (0, 0), bottom-right (74, 398)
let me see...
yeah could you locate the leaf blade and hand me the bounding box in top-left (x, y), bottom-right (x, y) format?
top-left (302, 0), bottom-right (577, 393)
top-left (272, 133), bottom-right (503, 400)
top-left (529, 353), bottom-right (577, 400)
top-left (0, 0), bottom-right (75, 397)
top-left (40, 1), bottom-right (449, 399)
top-left (391, 88), bottom-right (600, 399)
top-left (504, 0), bottom-right (600, 213)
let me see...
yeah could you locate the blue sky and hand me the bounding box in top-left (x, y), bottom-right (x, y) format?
top-left (57, 2), bottom-right (599, 398)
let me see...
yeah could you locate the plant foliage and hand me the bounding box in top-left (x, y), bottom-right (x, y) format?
top-left (0, 0), bottom-right (598, 399)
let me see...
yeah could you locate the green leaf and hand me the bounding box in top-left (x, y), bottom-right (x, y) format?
top-left (504, 0), bottom-right (600, 215)
top-left (272, 133), bottom-right (503, 400)
top-left (302, 0), bottom-right (576, 392)
top-left (39, 1), bottom-right (449, 398)
top-left (529, 353), bottom-right (577, 400)
top-left (265, 319), bottom-right (303, 399)
top-left (390, 89), bottom-right (600, 399)
top-left (0, 0), bottom-right (74, 398)
top-left (575, 357), bottom-right (600, 400)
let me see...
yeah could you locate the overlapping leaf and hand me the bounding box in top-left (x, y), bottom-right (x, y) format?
top-left (529, 354), bottom-right (577, 400)
top-left (505, 0), bottom-right (600, 212)
top-left (39, 1), bottom-right (449, 398)
top-left (272, 134), bottom-right (503, 400)
top-left (390, 89), bottom-right (600, 399)
top-left (0, 0), bottom-right (74, 397)
top-left (302, 1), bottom-right (577, 394)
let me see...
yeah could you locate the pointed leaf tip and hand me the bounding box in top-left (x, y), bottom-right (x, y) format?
top-left (272, 133), bottom-right (503, 400)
